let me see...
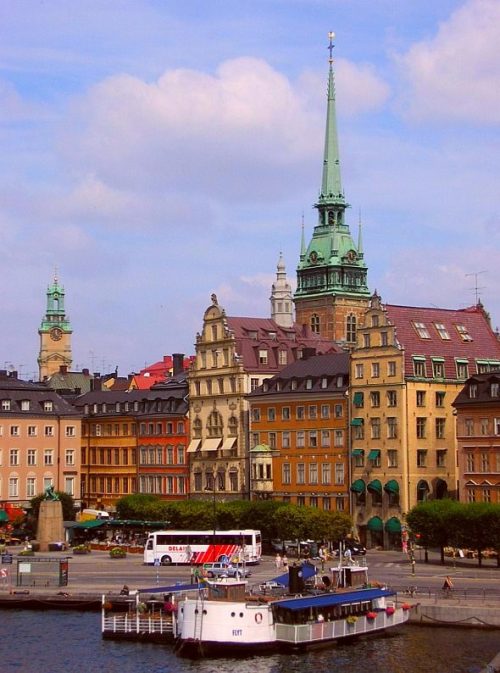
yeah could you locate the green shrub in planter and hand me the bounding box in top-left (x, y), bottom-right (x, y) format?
top-left (72, 544), bottom-right (91, 554)
top-left (109, 546), bottom-right (127, 559)
top-left (19, 549), bottom-right (35, 556)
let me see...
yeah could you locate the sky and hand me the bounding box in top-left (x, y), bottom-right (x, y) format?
top-left (1, 0), bottom-right (499, 380)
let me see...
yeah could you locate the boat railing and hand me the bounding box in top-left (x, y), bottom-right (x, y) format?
top-left (102, 613), bottom-right (174, 635)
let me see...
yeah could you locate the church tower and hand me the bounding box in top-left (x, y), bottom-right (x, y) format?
top-left (294, 33), bottom-right (370, 347)
top-left (270, 253), bottom-right (294, 327)
top-left (38, 272), bottom-right (73, 381)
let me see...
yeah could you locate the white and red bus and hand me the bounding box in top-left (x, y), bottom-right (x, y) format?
top-left (143, 529), bottom-right (261, 566)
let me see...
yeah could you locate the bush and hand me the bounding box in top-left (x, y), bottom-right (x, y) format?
top-left (72, 544), bottom-right (91, 553)
top-left (109, 546), bottom-right (127, 558)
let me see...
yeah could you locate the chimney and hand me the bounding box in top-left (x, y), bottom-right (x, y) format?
top-left (82, 368), bottom-right (90, 376)
top-left (59, 365), bottom-right (68, 374)
top-left (91, 374), bottom-right (102, 391)
top-left (172, 353), bottom-right (184, 376)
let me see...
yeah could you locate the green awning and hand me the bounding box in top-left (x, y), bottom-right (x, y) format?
top-left (0, 510), bottom-right (9, 523)
top-left (367, 516), bottom-right (383, 532)
top-left (367, 449), bottom-right (380, 460)
top-left (350, 418), bottom-right (364, 426)
top-left (73, 519), bottom-right (107, 529)
top-left (353, 392), bottom-right (364, 406)
top-left (385, 517), bottom-right (402, 533)
top-left (367, 479), bottom-right (382, 494)
top-left (351, 449), bottom-right (364, 457)
top-left (350, 479), bottom-right (366, 493)
top-left (384, 479), bottom-right (399, 495)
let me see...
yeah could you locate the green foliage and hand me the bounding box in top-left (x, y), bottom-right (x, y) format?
top-left (30, 491), bottom-right (76, 522)
top-left (109, 546), bottom-right (127, 558)
top-left (115, 494), bottom-right (168, 522)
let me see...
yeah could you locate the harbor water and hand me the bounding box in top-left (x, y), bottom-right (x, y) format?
top-left (0, 610), bottom-right (498, 673)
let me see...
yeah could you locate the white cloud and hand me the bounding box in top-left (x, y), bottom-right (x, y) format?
top-left (398, 0), bottom-right (500, 123)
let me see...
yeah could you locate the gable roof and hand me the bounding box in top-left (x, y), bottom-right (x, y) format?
top-left (384, 303), bottom-right (500, 379)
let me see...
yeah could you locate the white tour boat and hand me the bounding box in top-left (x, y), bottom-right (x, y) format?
top-left (174, 562), bottom-right (412, 658)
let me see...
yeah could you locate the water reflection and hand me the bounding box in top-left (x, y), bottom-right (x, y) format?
top-left (1, 611), bottom-right (497, 673)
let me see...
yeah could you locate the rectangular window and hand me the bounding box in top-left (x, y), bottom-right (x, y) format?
top-left (65, 426), bottom-right (76, 437)
top-left (334, 404), bottom-right (343, 418)
top-left (9, 477), bottom-right (18, 498)
top-left (43, 400), bottom-right (53, 411)
top-left (252, 408), bottom-right (261, 422)
top-left (1, 400), bottom-right (11, 410)
top-left (65, 477), bottom-right (75, 496)
top-left (495, 418), bottom-right (500, 436)
top-left (296, 431), bottom-right (305, 448)
top-left (334, 430), bottom-right (344, 447)
top-left (436, 449), bottom-right (447, 467)
top-left (309, 463), bottom-right (318, 485)
top-left (416, 417), bottom-right (427, 439)
top-left (9, 449), bottom-right (19, 466)
top-left (27, 449), bottom-right (36, 466)
top-left (336, 497), bottom-right (345, 511)
top-left (370, 391), bottom-right (380, 407)
top-left (414, 321), bottom-right (431, 338)
top-left (281, 407), bottom-right (291, 420)
top-left (44, 426), bottom-right (54, 437)
top-left (371, 362), bottom-right (380, 378)
top-left (387, 449), bottom-right (398, 467)
top-left (388, 361), bottom-right (396, 376)
top-left (296, 463), bottom-right (305, 484)
top-left (416, 390), bottom-right (426, 406)
top-left (417, 449), bottom-right (427, 467)
top-left (267, 408), bottom-right (276, 421)
top-left (282, 463), bottom-right (291, 484)
top-left (353, 392), bottom-right (364, 408)
top-left (27, 477), bottom-right (36, 498)
top-left (259, 349), bottom-right (268, 365)
top-left (435, 391), bottom-right (445, 407)
top-left (269, 432), bottom-right (277, 449)
top-left (381, 331), bottom-right (388, 346)
top-left (435, 418), bottom-right (446, 439)
top-left (457, 361), bottom-right (469, 379)
top-left (371, 418), bottom-right (381, 439)
top-left (321, 463), bottom-right (331, 485)
top-left (250, 377), bottom-right (259, 391)
top-left (309, 496), bottom-right (318, 508)
top-left (321, 430), bottom-right (330, 448)
top-left (278, 350), bottom-right (287, 366)
top-left (480, 418), bottom-right (489, 435)
top-left (44, 449), bottom-right (54, 466)
top-left (434, 323), bottom-right (450, 339)
top-left (363, 334), bottom-right (371, 348)
top-left (481, 452), bottom-right (489, 472)
top-left (28, 425), bottom-right (37, 437)
top-left (282, 431), bottom-right (291, 449)
top-left (321, 404), bottom-right (330, 419)
top-left (10, 426), bottom-right (20, 437)
top-left (433, 360), bottom-right (445, 378)
top-left (456, 324), bottom-right (473, 342)
top-left (21, 400), bottom-right (30, 411)
top-left (65, 449), bottom-right (75, 466)
top-left (465, 419), bottom-right (474, 436)
top-left (334, 463), bottom-right (345, 485)
top-left (296, 406), bottom-right (305, 420)
top-left (308, 405), bottom-right (317, 419)
top-left (354, 422), bottom-right (364, 440)
top-left (466, 452), bottom-right (475, 471)
top-left (387, 417), bottom-right (398, 439)
top-left (355, 363), bottom-right (364, 379)
top-left (387, 390), bottom-right (397, 407)
top-left (414, 359), bottom-right (426, 377)
top-left (309, 430), bottom-right (318, 448)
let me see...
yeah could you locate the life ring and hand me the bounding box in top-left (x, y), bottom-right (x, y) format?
top-left (255, 612), bottom-right (263, 624)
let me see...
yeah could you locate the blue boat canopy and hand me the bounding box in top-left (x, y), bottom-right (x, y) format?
top-left (270, 561), bottom-right (317, 587)
top-left (273, 587), bottom-right (396, 612)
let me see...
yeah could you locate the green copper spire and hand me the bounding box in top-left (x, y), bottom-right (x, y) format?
top-left (39, 271), bottom-right (72, 332)
top-left (319, 31), bottom-right (345, 208)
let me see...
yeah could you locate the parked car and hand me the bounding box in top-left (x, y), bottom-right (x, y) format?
top-left (202, 562), bottom-right (251, 578)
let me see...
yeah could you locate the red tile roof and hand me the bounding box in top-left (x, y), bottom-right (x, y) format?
top-left (226, 317), bottom-right (338, 373)
top-left (384, 303), bottom-right (500, 378)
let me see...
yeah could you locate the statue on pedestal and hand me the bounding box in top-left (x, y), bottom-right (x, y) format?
top-left (44, 484), bottom-right (60, 501)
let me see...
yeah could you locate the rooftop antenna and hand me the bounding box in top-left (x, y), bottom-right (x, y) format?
top-left (465, 271), bottom-right (487, 304)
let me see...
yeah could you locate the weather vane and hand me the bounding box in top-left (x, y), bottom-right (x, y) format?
top-left (328, 31), bottom-right (335, 63)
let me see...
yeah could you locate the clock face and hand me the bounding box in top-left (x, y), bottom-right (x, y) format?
top-left (50, 327), bottom-right (63, 341)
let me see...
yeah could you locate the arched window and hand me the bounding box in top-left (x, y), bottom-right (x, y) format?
top-left (311, 314), bottom-right (320, 334)
top-left (207, 411), bottom-right (223, 437)
top-left (346, 314), bottom-right (357, 343)
top-left (417, 480), bottom-right (429, 502)
top-left (228, 415), bottom-right (238, 436)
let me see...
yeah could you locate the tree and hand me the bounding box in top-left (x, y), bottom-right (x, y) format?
top-left (30, 491), bottom-right (76, 523)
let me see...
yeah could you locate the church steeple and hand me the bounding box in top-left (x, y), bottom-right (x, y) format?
top-left (270, 253), bottom-right (294, 328)
top-left (38, 272), bottom-right (73, 380)
top-left (294, 33), bottom-right (370, 346)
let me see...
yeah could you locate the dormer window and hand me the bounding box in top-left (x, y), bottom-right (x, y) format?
top-left (468, 384), bottom-right (478, 399)
top-left (43, 401), bottom-right (53, 412)
top-left (413, 322), bottom-right (431, 339)
top-left (248, 330), bottom-right (258, 340)
top-left (21, 400), bottom-right (30, 411)
top-left (456, 324), bottom-right (473, 342)
top-left (306, 378), bottom-right (313, 390)
top-left (321, 377), bottom-right (328, 389)
top-left (259, 349), bottom-right (268, 365)
top-left (491, 383), bottom-right (499, 397)
top-left (434, 323), bottom-right (450, 340)
top-left (291, 379), bottom-right (297, 390)
top-left (268, 331), bottom-right (277, 340)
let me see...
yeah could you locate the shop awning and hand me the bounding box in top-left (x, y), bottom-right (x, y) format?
top-left (351, 448), bottom-right (364, 457)
top-left (367, 479), bottom-right (382, 494)
top-left (367, 449), bottom-right (380, 460)
top-left (384, 479), bottom-right (399, 495)
top-left (353, 392), bottom-right (364, 406)
top-left (367, 516), bottom-right (383, 532)
top-left (385, 517), bottom-right (402, 534)
top-left (186, 439), bottom-right (201, 453)
top-left (350, 418), bottom-right (364, 426)
top-left (350, 479), bottom-right (366, 493)
top-left (221, 437), bottom-right (236, 451)
top-left (201, 438), bottom-right (221, 451)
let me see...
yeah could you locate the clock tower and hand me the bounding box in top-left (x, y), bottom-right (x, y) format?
top-left (294, 33), bottom-right (370, 347)
top-left (38, 272), bottom-right (73, 381)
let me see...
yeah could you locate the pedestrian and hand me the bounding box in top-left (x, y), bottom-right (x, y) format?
top-left (442, 575), bottom-right (453, 595)
top-left (282, 554), bottom-right (288, 569)
top-left (344, 547), bottom-right (352, 564)
top-left (275, 553), bottom-right (282, 570)
top-left (119, 584), bottom-right (129, 596)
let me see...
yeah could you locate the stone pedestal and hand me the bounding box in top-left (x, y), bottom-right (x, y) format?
top-left (37, 500), bottom-right (64, 552)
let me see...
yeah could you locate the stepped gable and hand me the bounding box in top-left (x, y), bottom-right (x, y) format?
top-left (225, 316), bottom-right (338, 372)
top-left (384, 303), bottom-right (500, 378)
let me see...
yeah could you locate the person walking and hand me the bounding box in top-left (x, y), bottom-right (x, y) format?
top-left (275, 553), bottom-right (283, 570)
top-left (442, 575), bottom-right (453, 596)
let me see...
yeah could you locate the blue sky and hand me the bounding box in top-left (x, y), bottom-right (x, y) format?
top-left (1, 0), bottom-right (499, 378)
